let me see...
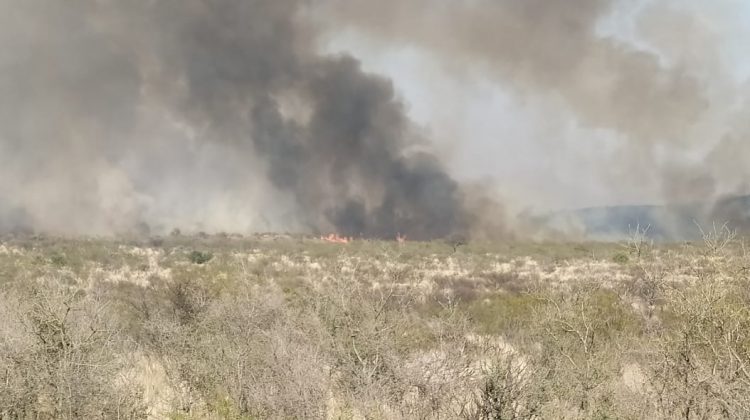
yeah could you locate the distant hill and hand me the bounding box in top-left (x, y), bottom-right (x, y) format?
top-left (542, 195), bottom-right (750, 241)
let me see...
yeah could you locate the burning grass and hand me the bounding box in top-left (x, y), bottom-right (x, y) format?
top-left (1, 232), bottom-right (749, 418)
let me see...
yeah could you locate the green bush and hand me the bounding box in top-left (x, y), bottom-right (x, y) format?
top-left (612, 252), bottom-right (629, 264)
top-left (188, 250), bottom-right (213, 265)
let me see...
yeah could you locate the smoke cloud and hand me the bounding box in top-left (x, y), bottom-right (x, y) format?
top-left (0, 0), bottom-right (483, 239)
top-left (318, 0), bottom-right (750, 236)
top-left (321, 0), bottom-right (707, 142)
top-left (0, 0), bottom-right (748, 239)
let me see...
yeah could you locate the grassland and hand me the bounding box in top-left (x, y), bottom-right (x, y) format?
top-left (1, 230), bottom-right (749, 419)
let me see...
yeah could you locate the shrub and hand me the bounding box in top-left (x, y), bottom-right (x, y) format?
top-left (187, 250), bottom-right (213, 265)
top-left (0, 285), bottom-right (147, 419)
top-left (2, 234), bottom-right (750, 418)
top-left (469, 353), bottom-right (546, 420)
top-left (612, 252), bottom-right (629, 264)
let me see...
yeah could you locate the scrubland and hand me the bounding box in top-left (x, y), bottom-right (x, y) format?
top-left (1, 228), bottom-right (749, 419)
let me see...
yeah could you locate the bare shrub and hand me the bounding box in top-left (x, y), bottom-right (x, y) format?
top-left (622, 224), bottom-right (653, 259)
top-left (0, 284), bottom-right (146, 419)
top-left (308, 272), bottom-right (483, 418)
top-left (625, 258), bottom-right (670, 324)
top-left (482, 270), bottom-right (526, 294)
top-left (532, 284), bottom-right (643, 417)
top-left (466, 352), bottom-right (546, 420)
top-left (432, 275), bottom-right (481, 303)
top-left (311, 276), bottom-right (415, 410)
top-left (165, 275), bottom-right (213, 325)
top-left (649, 273), bottom-right (750, 418)
top-left (4, 235), bottom-right (750, 418)
top-left (146, 285), bottom-right (330, 419)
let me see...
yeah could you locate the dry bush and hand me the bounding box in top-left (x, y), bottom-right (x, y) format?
top-left (465, 351), bottom-right (547, 420)
top-left (432, 275), bottom-right (481, 303)
top-left (2, 235), bottom-right (750, 419)
top-left (529, 284), bottom-right (644, 417)
top-left (310, 274), bottom-right (426, 416)
top-left (481, 270), bottom-right (527, 295)
top-left (0, 283), bottom-right (146, 419)
top-left (306, 271), bottom-right (487, 418)
top-left (649, 282), bottom-right (750, 418)
top-left (647, 239), bottom-right (750, 419)
top-left (144, 284), bottom-right (330, 419)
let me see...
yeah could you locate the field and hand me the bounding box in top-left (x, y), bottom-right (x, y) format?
top-left (1, 230), bottom-right (749, 419)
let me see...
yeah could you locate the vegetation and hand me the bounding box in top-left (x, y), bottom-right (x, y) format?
top-left (187, 250), bottom-right (213, 265)
top-left (0, 230), bottom-right (749, 419)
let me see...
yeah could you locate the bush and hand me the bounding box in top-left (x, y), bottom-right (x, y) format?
top-left (470, 353), bottom-right (546, 419)
top-left (2, 235), bottom-right (750, 418)
top-left (0, 285), bottom-right (147, 419)
top-left (612, 252), bottom-right (629, 264)
top-left (187, 250), bottom-right (213, 265)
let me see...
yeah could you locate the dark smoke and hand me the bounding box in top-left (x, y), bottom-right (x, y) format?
top-left (319, 0), bottom-right (750, 237)
top-left (2, 0), bottom-right (747, 240)
top-left (0, 0), bottom-right (477, 239)
top-left (246, 55), bottom-right (469, 239)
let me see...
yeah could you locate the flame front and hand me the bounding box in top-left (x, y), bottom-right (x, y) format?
top-left (320, 233), bottom-right (352, 244)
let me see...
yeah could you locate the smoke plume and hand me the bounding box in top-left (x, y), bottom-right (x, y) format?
top-left (1, 0), bottom-right (748, 239)
top-left (0, 0), bottom-right (479, 239)
top-left (321, 0), bottom-right (707, 142)
top-left (318, 0), bottom-right (750, 236)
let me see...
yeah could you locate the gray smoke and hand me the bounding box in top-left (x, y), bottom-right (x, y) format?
top-left (0, 0), bottom-right (476, 239)
top-left (320, 0), bottom-right (707, 143)
top-left (1, 0), bottom-right (747, 240)
top-left (319, 0), bottom-right (750, 236)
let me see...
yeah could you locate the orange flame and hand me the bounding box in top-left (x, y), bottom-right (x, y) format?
top-left (321, 233), bottom-right (352, 244)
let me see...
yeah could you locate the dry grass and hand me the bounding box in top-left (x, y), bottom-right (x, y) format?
top-left (0, 232), bottom-right (749, 419)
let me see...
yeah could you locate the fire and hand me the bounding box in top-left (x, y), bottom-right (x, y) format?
top-left (320, 233), bottom-right (407, 244)
top-left (320, 233), bottom-right (352, 244)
